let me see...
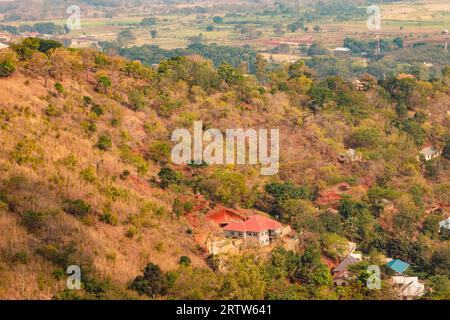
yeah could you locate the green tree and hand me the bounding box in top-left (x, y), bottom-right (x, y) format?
top-left (0, 50), bottom-right (16, 77)
top-left (158, 167), bottom-right (182, 189)
top-left (129, 263), bottom-right (168, 298)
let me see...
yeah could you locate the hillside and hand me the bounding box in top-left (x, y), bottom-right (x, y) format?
top-left (0, 38), bottom-right (449, 300)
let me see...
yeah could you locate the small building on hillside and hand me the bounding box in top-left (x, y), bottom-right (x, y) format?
top-left (333, 47), bottom-right (351, 56)
top-left (392, 276), bottom-right (425, 300)
top-left (439, 217), bottom-right (450, 231)
top-left (223, 215), bottom-right (283, 247)
top-left (332, 253), bottom-right (362, 286)
top-left (419, 146), bottom-right (441, 161)
top-left (387, 259), bottom-right (410, 274)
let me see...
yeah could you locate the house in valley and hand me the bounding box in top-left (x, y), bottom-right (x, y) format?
top-left (392, 276), bottom-right (425, 300)
top-left (223, 214), bottom-right (284, 247)
top-left (332, 252), bottom-right (362, 286)
top-left (439, 217), bottom-right (450, 232)
top-left (418, 146), bottom-right (441, 161)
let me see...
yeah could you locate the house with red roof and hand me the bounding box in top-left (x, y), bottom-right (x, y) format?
top-left (223, 215), bottom-right (283, 246)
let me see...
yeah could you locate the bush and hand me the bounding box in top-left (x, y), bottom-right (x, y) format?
top-left (54, 82), bottom-right (64, 93)
top-left (129, 263), bottom-right (168, 297)
top-left (125, 226), bottom-right (139, 238)
top-left (347, 127), bottom-right (382, 148)
top-left (95, 134), bottom-right (112, 151)
top-left (91, 104), bottom-right (104, 116)
top-left (0, 50), bottom-right (16, 77)
top-left (10, 138), bottom-right (44, 167)
top-left (95, 75), bottom-right (112, 93)
top-left (179, 256), bottom-right (191, 267)
top-left (44, 104), bottom-right (62, 117)
top-left (80, 167), bottom-right (96, 183)
top-left (119, 145), bottom-right (148, 175)
top-left (81, 120), bottom-right (97, 134)
top-left (21, 210), bottom-right (46, 233)
top-left (12, 251), bottom-right (30, 264)
top-left (149, 141), bottom-right (171, 163)
top-left (63, 199), bottom-right (92, 217)
top-left (99, 212), bottom-right (118, 226)
top-left (158, 167), bottom-right (182, 189)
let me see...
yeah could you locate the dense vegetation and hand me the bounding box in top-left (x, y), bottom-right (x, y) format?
top-left (0, 35), bottom-right (449, 300)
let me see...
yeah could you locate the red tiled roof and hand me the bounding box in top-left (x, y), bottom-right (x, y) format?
top-left (223, 215), bottom-right (282, 233)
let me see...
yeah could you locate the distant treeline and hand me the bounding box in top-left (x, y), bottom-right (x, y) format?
top-left (118, 43), bottom-right (258, 74)
top-left (0, 22), bottom-right (66, 35)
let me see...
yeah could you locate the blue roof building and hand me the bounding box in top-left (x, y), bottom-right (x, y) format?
top-left (387, 259), bottom-right (410, 273)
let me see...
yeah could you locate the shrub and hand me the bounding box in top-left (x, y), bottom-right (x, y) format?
top-left (95, 134), bottom-right (112, 151)
top-left (44, 104), bottom-right (62, 117)
top-left (12, 251), bottom-right (30, 264)
top-left (21, 210), bottom-right (46, 233)
top-left (80, 167), bottom-right (96, 183)
top-left (125, 226), bottom-right (139, 238)
top-left (63, 199), bottom-right (92, 217)
top-left (91, 104), bottom-right (104, 116)
top-left (104, 186), bottom-right (128, 201)
top-left (54, 82), bottom-right (64, 93)
top-left (83, 96), bottom-right (93, 105)
top-left (120, 169), bottom-right (130, 180)
top-left (59, 154), bottom-right (77, 169)
top-left (0, 50), bottom-right (16, 77)
top-left (128, 90), bottom-right (145, 111)
top-left (81, 120), bottom-right (97, 134)
top-left (10, 138), bottom-right (44, 167)
top-left (179, 256), bottom-right (191, 267)
top-left (158, 166), bottom-right (182, 189)
top-left (119, 145), bottom-right (148, 175)
top-left (149, 141), bottom-right (171, 163)
top-left (99, 212), bottom-right (118, 226)
top-left (95, 75), bottom-right (112, 93)
top-left (347, 127), bottom-right (382, 148)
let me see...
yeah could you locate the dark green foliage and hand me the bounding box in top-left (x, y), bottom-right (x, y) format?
top-left (140, 17), bottom-right (158, 26)
top-left (129, 263), bottom-right (168, 297)
top-left (0, 54), bottom-right (15, 77)
top-left (63, 199), bottom-right (92, 217)
top-left (264, 182), bottom-right (310, 201)
top-left (95, 76), bottom-right (112, 93)
top-left (44, 104), bottom-right (61, 117)
top-left (95, 134), bottom-right (112, 151)
top-left (158, 167), bottom-right (181, 189)
top-left (91, 104), bottom-right (104, 116)
top-left (179, 256), bottom-right (191, 267)
top-left (21, 210), bottom-right (45, 233)
top-left (442, 141), bottom-right (450, 160)
top-left (12, 37), bottom-right (61, 60)
top-left (119, 43), bottom-right (257, 74)
top-left (54, 82), bottom-right (64, 93)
